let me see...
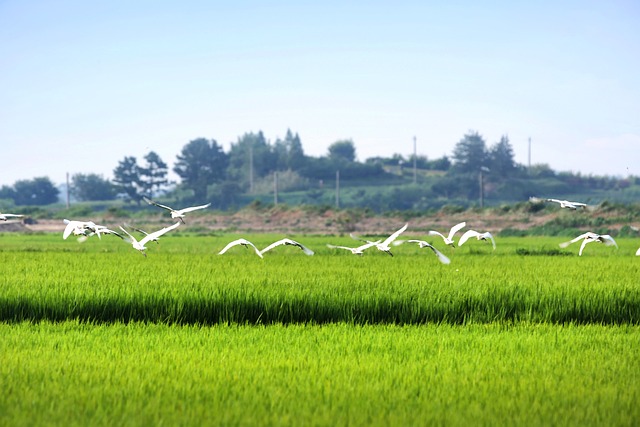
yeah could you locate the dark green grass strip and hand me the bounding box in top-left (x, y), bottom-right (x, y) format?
top-left (2, 286), bottom-right (638, 325)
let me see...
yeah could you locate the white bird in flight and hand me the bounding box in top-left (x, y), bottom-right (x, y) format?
top-left (63, 220), bottom-right (122, 242)
top-left (427, 222), bottom-right (466, 247)
top-left (218, 238), bottom-right (263, 258)
top-left (458, 230), bottom-right (496, 250)
top-left (0, 212), bottom-right (23, 221)
top-left (259, 238), bottom-right (314, 256)
top-left (118, 222), bottom-right (181, 257)
top-left (405, 240), bottom-right (451, 264)
top-left (326, 240), bottom-right (381, 256)
top-left (143, 197), bottom-right (211, 223)
top-left (559, 232), bottom-right (618, 256)
top-left (546, 198), bottom-right (588, 210)
top-left (63, 219), bottom-right (97, 240)
top-left (350, 223), bottom-right (409, 256)
top-left (122, 224), bottom-right (160, 244)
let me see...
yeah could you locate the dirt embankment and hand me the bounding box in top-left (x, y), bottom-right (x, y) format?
top-left (4, 205), bottom-right (632, 236)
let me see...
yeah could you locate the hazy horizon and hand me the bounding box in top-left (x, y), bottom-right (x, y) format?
top-left (2, 1), bottom-right (638, 186)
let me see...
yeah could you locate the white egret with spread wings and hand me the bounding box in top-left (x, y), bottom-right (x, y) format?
top-left (260, 238), bottom-right (314, 256)
top-left (427, 222), bottom-right (466, 247)
top-left (218, 238), bottom-right (263, 258)
top-left (559, 232), bottom-right (618, 256)
top-left (118, 222), bottom-right (181, 257)
top-left (458, 230), bottom-right (496, 250)
top-left (143, 196), bottom-right (211, 223)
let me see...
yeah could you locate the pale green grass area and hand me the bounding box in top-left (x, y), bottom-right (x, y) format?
top-left (0, 322), bottom-right (638, 427)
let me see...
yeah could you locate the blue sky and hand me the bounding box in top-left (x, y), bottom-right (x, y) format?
top-left (1, 0), bottom-right (638, 187)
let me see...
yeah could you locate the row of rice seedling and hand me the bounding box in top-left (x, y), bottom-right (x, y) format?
top-left (1, 321), bottom-right (638, 426)
top-left (1, 234), bottom-right (638, 324)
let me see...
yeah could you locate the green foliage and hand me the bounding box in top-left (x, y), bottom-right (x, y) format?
top-left (139, 151), bottom-right (169, 198)
top-left (10, 177), bottom-right (59, 205)
top-left (451, 130), bottom-right (488, 173)
top-left (71, 173), bottom-right (117, 201)
top-left (328, 139), bottom-right (356, 162)
top-left (174, 138), bottom-right (228, 201)
top-left (113, 156), bottom-right (143, 202)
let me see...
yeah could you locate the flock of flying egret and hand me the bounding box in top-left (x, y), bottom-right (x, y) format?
top-left (1, 196), bottom-right (639, 259)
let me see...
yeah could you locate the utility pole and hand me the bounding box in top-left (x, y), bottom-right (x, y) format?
top-left (413, 136), bottom-right (417, 184)
top-left (249, 143), bottom-right (254, 194)
top-left (479, 166), bottom-right (489, 209)
top-left (335, 170), bottom-right (340, 209)
top-left (274, 172), bottom-right (278, 205)
top-left (528, 137), bottom-right (531, 171)
top-left (479, 169), bottom-right (484, 209)
top-left (66, 172), bottom-right (70, 209)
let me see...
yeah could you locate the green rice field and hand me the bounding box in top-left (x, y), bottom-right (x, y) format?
top-left (1, 232), bottom-right (639, 426)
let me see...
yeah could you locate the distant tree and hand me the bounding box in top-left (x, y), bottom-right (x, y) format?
top-left (174, 138), bottom-right (228, 201)
top-left (0, 185), bottom-right (16, 202)
top-left (451, 131), bottom-right (488, 174)
top-left (528, 163), bottom-right (556, 178)
top-left (429, 156), bottom-right (451, 171)
top-left (227, 131), bottom-right (277, 188)
top-left (489, 136), bottom-right (516, 178)
top-left (12, 177), bottom-right (59, 205)
top-left (139, 151), bottom-right (169, 198)
top-left (113, 156), bottom-right (143, 203)
top-left (273, 129), bottom-right (306, 171)
top-left (71, 174), bottom-right (117, 201)
top-left (328, 140), bottom-right (356, 163)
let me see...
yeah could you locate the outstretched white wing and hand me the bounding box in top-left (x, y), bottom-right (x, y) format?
top-left (139, 222), bottom-right (181, 246)
top-left (326, 244), bottom-right (353, 251)
top-left (598, 235), bottom-right (618, 248)
top-left (407, 240), bottom-right (450, 264)
top-left (143, 196), bottom-right (174, 212)
top-left (427, 230), bottom-right (446, 241)
top-left (578, 238), bottom-right (592, 256)
top-left (219, 238), bottom-right (263, 258)
top-left (261, 238), bottom-right (314, 256)
top-left (447, 222), bottom-right (466, 240)
top-left (483, 232), bottom-right (496, 250)
top-left (427, 244), bottom-right (451, 265)
top-left (458, 230), bottom-right (479, 247)
top-left (559, 232), bottom-right (597, 248)
top-left (0, 213), bottom-right (23, 219)
top-left (382, 223), bottom-right (408, 246)
top-left (177, 203), bottom-right (211, 214)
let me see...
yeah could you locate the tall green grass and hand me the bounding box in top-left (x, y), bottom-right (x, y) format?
top-left (1, 234), bottom-right (638, 324)
top-left (0, 321), bottom-right (638, 427)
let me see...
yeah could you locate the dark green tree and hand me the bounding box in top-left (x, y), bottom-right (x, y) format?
top-left (71, 174), bottom-right (117, 201)
top-left (227, 131), bottom-right (276, 189)
top-left (273, 129), bottom-right (306, 171)
top-left (174, 138), bottom-right (228, 201)
top-left (451, 131), bottom-right (488, 173)
top-left (113, 156), bottom-right (143, 203)
top-left (0, 185), bottom-right (16, 202)
top-left (328, 140), bottom-right (356, 163)
top-left (140, 151), bottom-right (169, 198)
top-left (489, 135), bottom-right (516, 178)
top-left (12, 177), bottom-right (59, 205)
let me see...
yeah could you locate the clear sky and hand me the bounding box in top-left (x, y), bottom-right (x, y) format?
top-left (1, 0), bottom-right (638, 187)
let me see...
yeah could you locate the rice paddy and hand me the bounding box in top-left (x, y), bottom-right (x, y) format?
top-left (1, 232), bottom-right (639, 426)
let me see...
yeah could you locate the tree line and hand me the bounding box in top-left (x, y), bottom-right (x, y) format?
top-left (1, 130), bottom-right (633, 209)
